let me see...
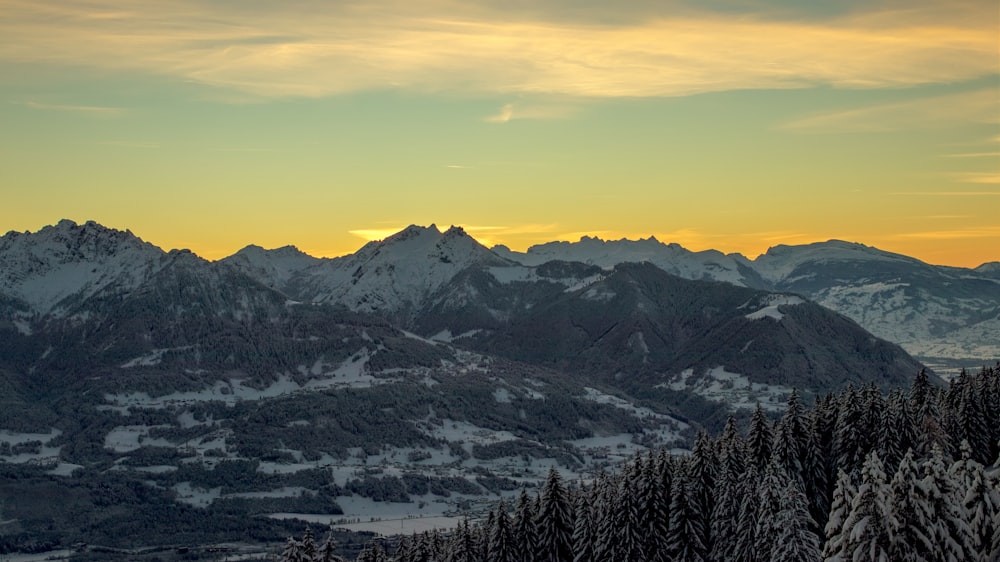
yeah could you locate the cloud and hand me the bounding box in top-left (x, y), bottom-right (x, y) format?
top-left (892, 190), bottom-right (1000, 195)
top-left (941, 152), bottom-right (1000, 158)
top-left (780, 89), bottom-right (998, 133)
top-left (892, 226), bottom-right (1000, 240)
top-left (485, 104), bottom-right (514, 123)
top-left (950, 174), bottom-right (1000, 185)
top-left (1, 0), bottom-right (996, 100)
top-left (20, 101), bottom-right (125, 115)
top-left (484, 101), bottom-right (579, 122)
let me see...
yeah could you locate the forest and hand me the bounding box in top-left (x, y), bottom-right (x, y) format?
top-left (278, 365), bottom-right (1000, 562)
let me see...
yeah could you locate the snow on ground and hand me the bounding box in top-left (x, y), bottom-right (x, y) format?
top-left (2, 550), bottom-right (74, 562)
top-left (422, 420), bottom-right (518, 447)
top-left (429, 329), bottom-right (481, 343)
top-left (0, 429), bottom-right (65, 466)
top-left (0, 429), bottom-right (60, 445)
top-left (744, 294), bottom-right (804, 321)
top-left (104, 354), bottom-right (392, 410)
top-left (174, 481), bottom-right (222, 507)
top-left (46, 462), bottom-right (84, 476)
top-left (120, 347), bottom-right (187, 368)
top-left (661, 367), bottom-right (792, 412)
top-left (104, 424), bottom-right (174, 453)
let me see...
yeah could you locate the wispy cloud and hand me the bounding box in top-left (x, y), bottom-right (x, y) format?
top-left (20, 101), bottom-right (125, 115)
top-left (484, 101), bottom-right (579, 122)
top-left (780, 89), bottom-right (997, 133)
top-left (485, 104), bottom-right (515, 123)
top-left (892, 226), bottom-right (1000, 240)
top-left (950, 174), bottom-right (1000, 185)
top-left (1, 1), bottom-right (995, 100)
top-left (941, 152), bottom-right (1000, 158)
top-left (892, 190), bottom-right (1000, 195)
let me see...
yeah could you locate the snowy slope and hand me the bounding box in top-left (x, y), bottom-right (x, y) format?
top-left (493, 236), bottom-right (765, 288)
top-left (220, 244), bottom-right (322, 292)
top-left (287, 225), bottom-right (516, 314)
top-left (0, 220), bottom-right (166, 316)
top-left (753, 240), bottom-right (1000, 362)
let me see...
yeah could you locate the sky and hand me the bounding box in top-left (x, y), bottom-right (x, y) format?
top-left (0, 0), bottom-right (997, 267)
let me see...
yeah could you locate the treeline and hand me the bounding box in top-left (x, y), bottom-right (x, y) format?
top-left (279, 365), bottom-right (1000, 561)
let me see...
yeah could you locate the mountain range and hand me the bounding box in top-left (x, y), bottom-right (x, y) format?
top-left (3, 219), bottom-right (992, 554)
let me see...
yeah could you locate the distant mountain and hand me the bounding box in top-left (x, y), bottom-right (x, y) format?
top-left (493, 235), bottom-right (767, 288)
top-left (754, 240), bottom-right (1000, 364)
top-left (493, 235), bottom-right (1000, 365)
top-left (417, 261), bottom-right (923, 392)
top-left (0, 219), bottom-right (165, 317)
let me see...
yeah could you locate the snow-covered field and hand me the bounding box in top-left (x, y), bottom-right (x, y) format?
top-left (661, 366), bottom-right (793, 412)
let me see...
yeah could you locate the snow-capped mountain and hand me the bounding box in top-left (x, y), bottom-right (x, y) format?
top-left (243, 224), bottom-right (516, 316)
top-left (0, 220), bottom-right (166, 318)
top-left (220, 244), bottom-right (322, 292)
top-left (493, 236), bottom-right (767, 288)
top-left (754, 241), bottom-right (1000, 363)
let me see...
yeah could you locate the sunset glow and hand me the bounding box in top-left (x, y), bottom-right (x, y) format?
top-left (1, 0), bottom-right (997, 266)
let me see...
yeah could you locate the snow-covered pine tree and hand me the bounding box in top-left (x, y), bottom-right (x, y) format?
top-left (488, 500), bottom-right (516, 562)
top-left (770, 482), bottom-right (821, 562)
top-left (820, 469), bottom-right (856, 562)
top-left (753, 459), bottom-right (790, 562)
top-left (732, 466), bottom-right (761, 562)
top-left (279, 536), bottom-right (305, 562)
top-left (842, 451), bottom-right (892, 562)
top-left (745, 404), bottom-right (774, 473)
top-left (611, 472), bottom-right (644, 561)
top-left (953, 443), bottom-right (1000, 562)
top-left (571, 485), bottom-right (596, 562)
top-left (513, 488), bottom-right (539, 562)
top-left (688, 432), bottom-right (716, 558)
top-left (887, 449), bottom-right (937, 562)
top-left (919, 444), bottom-right (976, 561)
top-left (445, 519), bottom-right (478, 562)
top-left (536, 467), bottom-right (573, 562)
top-left (638, 450), bottom-right (670, 562)
top-left (667, 462), bottom-right (707, 562)
top-left (709, 427), bottom-right (744, 562)
top-left (834, 385), bottom-right (866, 474)
top-left (316, 526), bottom-right (346, 562)
top-left (878, 389), bottom-right (916, 472)
top-left (593, 471), bottom-right (620, 561)
top-left (356, 541), bottom-right (390, 562)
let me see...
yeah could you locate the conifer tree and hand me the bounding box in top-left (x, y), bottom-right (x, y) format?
top-left (732, 466), bottom-right (761, 562)
top-left (745, 404), bottom-right (773, 472)
top-left (952, 443), bottom-right (1000, 562)
top-left (834, 385), bottom-right (865, 474)
top-left (616, 473), bottom-right (645, 561)
top-left (887, 449), bottom-right (936, 562)
top-left (513, 488), bottom-right (539, 562)
top-left (770, 482), bottom-right (822, 562)
top-left (280, 536), bottom-right (305, 562)
top-left (687, 432), bottom-right (716, 557)
top-left (571, 486), bottom-right (596, 562)
top-left (536, 467), bottom-right (573, 562)
top-left (357, 541), bottom-right (390, 562)
top-left (317, 526), bottom-right (346, 562)
top-left (667, 463), bottom-right (707, 562)
top-left (753, 460), bottom-right (789, 562)
top-left (488, 500), bottom-right (516, 562)
top-left (446, 519), bottom-right (478, 562)
top-left (638, 451), bottom-right (670, 562)
top-left (821, 469), bottom-right (855, 562)
top-left (918, 444), bottom-right (976, 561)
top-left (842, 452), bottom-right (892, 562)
